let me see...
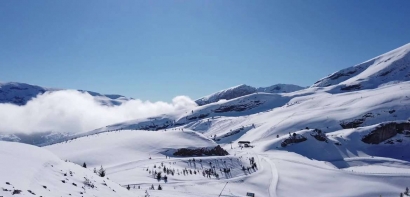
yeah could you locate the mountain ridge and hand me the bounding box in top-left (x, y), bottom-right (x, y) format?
top-left (195, 83), bottom-right (305, 106)
top-left (0, 81), bottom-right (133, 106)
top-left (312, 43), bottom-right (410, 91)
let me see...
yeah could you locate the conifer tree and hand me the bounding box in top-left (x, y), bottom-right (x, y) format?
top-left (98, 165), bottom-right (106, 177)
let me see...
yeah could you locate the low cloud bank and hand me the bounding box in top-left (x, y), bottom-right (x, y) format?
top-left (0, 90), bottom-right (197, 134)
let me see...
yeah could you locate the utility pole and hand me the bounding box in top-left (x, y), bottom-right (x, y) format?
top-left (218, 182), bottom-right (228, 197)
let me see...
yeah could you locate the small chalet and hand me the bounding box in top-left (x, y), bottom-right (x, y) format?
top-left (238, 141), bottom-right (251, 147)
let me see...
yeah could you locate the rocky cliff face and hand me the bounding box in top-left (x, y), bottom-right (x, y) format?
top-left (362, 122), bottom-right (410, 144)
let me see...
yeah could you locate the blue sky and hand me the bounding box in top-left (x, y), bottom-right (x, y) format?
top-left (1, 0), bottom-right (410, 101)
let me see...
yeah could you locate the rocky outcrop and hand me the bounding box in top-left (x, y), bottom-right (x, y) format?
top-left (310, 129), bottom-right (328, 142)
top-left (213, 100), bottom-right (264, 113)
top-left (340, 113), bottom-right (374, 129)
top-left (340, 84), bottom-right (361, 91)
top-left (186, 113), bottom-right (209, 121)
top-left (173, 145), bottom-right (229, 157)
top-left (281, 134), bottom-right (307, 147)
top-left (362, 122), bottom-right (410, 144)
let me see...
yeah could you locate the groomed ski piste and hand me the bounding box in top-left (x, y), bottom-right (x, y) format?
top-left (1, 43), bottom-right (410, 196)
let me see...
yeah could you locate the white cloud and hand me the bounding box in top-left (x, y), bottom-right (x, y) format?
top-left (0, 90), bottom-right (197, 134)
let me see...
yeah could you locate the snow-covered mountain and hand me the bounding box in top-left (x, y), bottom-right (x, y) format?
top-left (312, 43), bottom-right (410, 91)
top-left (3, 43), bottom-right (410, 196)
top-left (43, 80), bottom-right (410, 196)
top-left (195, 83), bottom-right (304, 106)
top-left (0, 81), bottom-right (132, 106)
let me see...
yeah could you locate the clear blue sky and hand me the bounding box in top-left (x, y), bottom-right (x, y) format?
top-left (1, 0), bottom-right (410, 101)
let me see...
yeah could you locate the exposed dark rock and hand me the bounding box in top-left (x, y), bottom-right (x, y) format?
top-left (379, 69), bottom-right (392, 77)
top-left (340, 84), bottom-right (361, 91)
top-left (329, 70), bottom-right (358, 80)
top-left (213, 100), bottom-right (264, 113)
top-left (362, 122), bottom-right (410, 144)
top-left (215, 126), bottom-right (246, 141)
top-left (173, 145), bottom-right (229, 157)
top-left (186, 113), bottom-right (209, 121)
top-left (340, 113), bottom-right (374, 129)
top-left (12, 189), bottom-right (22, 195)
top-left (139, 123), bottom-right (171, 131)
top-left (281, 134), bottom-right (307, 147)
top-left (27, 190), bottom-right (35, 195)
top-left (310, 129), bottom-right (328, 142)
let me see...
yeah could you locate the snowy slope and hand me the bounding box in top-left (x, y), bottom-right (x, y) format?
top-left (51, 92), bottom-right (290, 145)
top-left (312, 43), bottom-right (410, 91)
top-left (195, 84), bottom-right (257, 106)
top-left (195, 83), bottom-right (304, 106)
top-left (45, 82), bottom-right (410, 196)
top-left (53, 79), bottom-right (410, 149)
top-left (257, 83), bottom-right (305, 94)
top-left (46, 126), bottom-right (410, 197)
top-left (0, 81), bottom-right (132, 106)
top-left (46, 130), bottom-right (217, 167)
top-left (0, 141), bottom-right (134, 197)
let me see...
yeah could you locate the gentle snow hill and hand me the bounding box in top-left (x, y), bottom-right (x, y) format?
top-left (45, 130), bottom-right (217, 167)
top-left (0, 141), bottom-right (135, 197)
top-left (195, 83), bottom-right (304, 106)
top-left (0, 81), bottom-right (132, 106)
top-left (312, 43), bottom-right (410, 91)
top-left (45, 129), bottom-right (275, 197)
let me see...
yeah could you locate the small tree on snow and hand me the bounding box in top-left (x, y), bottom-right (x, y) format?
top-left (83, 177), bottom-right (95, 188)
top-left (82, 162), bottom-right (87, 168)
top-left (127, 185), bottom-right (130, 190)
top-left (98, 165), bottom-right (106, 177)
top-left (93, 167), bottom-right (97, 174)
